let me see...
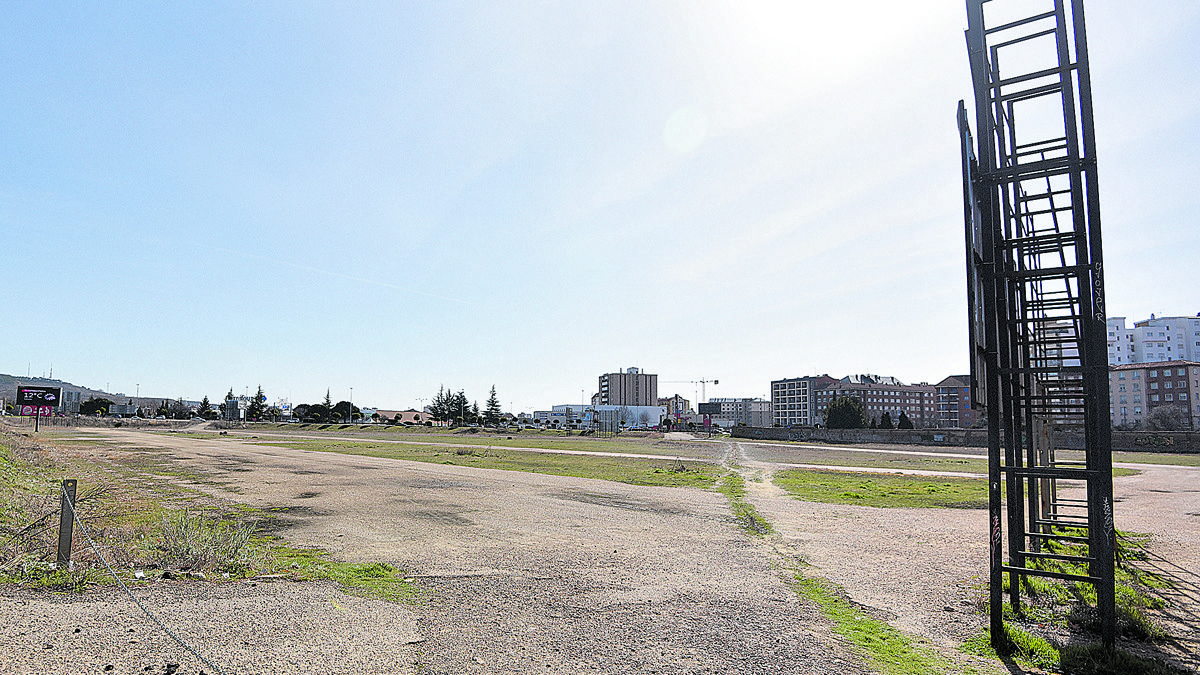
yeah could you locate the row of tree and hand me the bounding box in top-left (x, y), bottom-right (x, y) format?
top-left (293, 389), bottom-right (361, 423)
top-left (824, 395), bottom-right (915, 430)
top-left (427, 386), bottom-right (504, 426)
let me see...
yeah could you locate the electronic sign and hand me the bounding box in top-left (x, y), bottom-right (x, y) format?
top-left (17, 386), bottom-right (62, 417)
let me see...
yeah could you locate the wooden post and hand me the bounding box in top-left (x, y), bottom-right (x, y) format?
top-left (56, 479), bottom-right (77, 566)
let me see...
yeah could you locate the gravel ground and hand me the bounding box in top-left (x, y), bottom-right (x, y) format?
top-left (4, 427), bottom-right (1196, 674)
top-left (4, 428), bottom-right (867, 675)
top-left (4, 580), bottom-right (423, 674)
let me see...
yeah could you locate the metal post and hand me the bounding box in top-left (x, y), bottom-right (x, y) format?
top-left (56, 479), bottom-right (77, 566)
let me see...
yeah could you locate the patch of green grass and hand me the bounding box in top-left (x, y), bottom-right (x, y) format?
top-left (773, 469), bottom-right (987, 509)
top-left (961, 622), bottom-right (1187, 675)
top-left (964, 528), bottom-right (1185, 675)
top-left (263, 545), bottom-right (418, 602)
top-left (961, 622), bottom-right (1059, 671)
top-left (715, 474), bottom-right (772, 535)
top-left (794, 574), bottom-right (963, 675)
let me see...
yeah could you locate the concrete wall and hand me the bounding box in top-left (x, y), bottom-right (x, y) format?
top-left (730, 426), bottom-right (1200, 453)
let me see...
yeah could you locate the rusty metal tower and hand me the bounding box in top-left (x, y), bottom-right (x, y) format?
top-left (958, 0), bottom-right (1116, 646)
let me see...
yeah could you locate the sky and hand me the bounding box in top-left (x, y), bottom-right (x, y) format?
top-left (2, 1), bottom-right (1198, 414)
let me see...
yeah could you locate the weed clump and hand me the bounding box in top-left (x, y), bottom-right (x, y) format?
top-left (158, 510), bottom-right (256, 575)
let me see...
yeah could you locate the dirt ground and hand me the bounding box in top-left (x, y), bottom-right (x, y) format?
top-left (5, 426), bottom-right (1198, 674)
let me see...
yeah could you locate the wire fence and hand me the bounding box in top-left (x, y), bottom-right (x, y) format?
top-left (59, 482), bottom-right (228, 675)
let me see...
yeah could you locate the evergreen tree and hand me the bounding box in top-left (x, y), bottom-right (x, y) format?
top-left (897, 410), bottom-right (914, 429)
top-left (246, 386), bottom-right (267, 421)
top-left (879, 411), bottom-right (894, 429)
top-left (484, 386), bottom-right (503, 426)
top-left (198, 396), bottom-right (214, 419)
top-left (824, 396), bottom-right (866, 429)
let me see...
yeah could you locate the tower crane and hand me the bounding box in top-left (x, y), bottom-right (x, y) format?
top-left (662, 378), bottom-right (719, 404)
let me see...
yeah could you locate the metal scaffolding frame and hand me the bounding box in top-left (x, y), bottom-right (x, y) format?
top-left (958, 0), bottom-right (1116, 646)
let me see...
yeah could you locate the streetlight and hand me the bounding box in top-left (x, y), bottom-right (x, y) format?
top-left (349, 387), bottom-right (354, 423)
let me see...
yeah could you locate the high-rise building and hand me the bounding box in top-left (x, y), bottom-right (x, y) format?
top-left (934, 375), bottom-right (980, 428)
top-left (1109, 360), bottom-right (1199, 429)
top-left (598, 367), bottom-right (658, 407)
top-left (770, 375), bottom-right (837, 427)
top-left (1108, 315), bottom-right (1200, 365)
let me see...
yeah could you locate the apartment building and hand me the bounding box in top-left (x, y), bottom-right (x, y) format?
top-left (814, 374), bottom-right (937, 427)
top-left (1108, 315), bottom-right (1200, 365)
top-left (1109, 360), bottom-right (1200, 429)
top-left (771, 375), bottom-right (837, 427)
top-left (707, 397), bottom-right (772, 427)
top-left (934, 375), bottom-right (981, 428)
top-left (598, 367), bottom-right (658, 407)
top-left (658, 394), bottom-right (691, 416)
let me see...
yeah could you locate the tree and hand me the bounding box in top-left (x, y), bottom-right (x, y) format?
top-left (80, 396), bottom-right (113, 416)
top-left (219, 389), bottom-right (235, 419)
top-left (246, 386), bottom-right (267, 421)
top-left (484, 386), bottom-right (502, 426)
top-left (1142, 405), bottom-right (1189, 431)
top-left (156, 400), bottom-right (170, 417)
top-left (168, 398), bottom-right (191, 420)
top-left (198, 396), bottom-right (215, 419)
top-left (879, 411), bottom-right (894, 430)
top-left (331, 400), bottom-right (360, 422)
top-left (897, 410), bottom-right (914, 429)
top-left (825, 396), bottom-right (866, 429)
top-left (618, 406), bottom-right (633, 427)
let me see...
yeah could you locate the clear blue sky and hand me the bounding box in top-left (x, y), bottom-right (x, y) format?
top-left (3, 1), bottom-right (1197, 413)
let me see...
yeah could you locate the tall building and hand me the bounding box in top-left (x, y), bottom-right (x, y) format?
top-left (707, 397), bottom-right (771, 427)
top-left (934, 375), bottom-right (980, 428)
top-left (1109, 360), bottom-right (1199, 429)
top-left (1108, 315), bottom-right (1200, 365)
top-left (770, 375), bottom-right (837, 427)
top-left (814, 374), bottom-right (936, 428)
top-left (598, 367), bottom-right (658, 407)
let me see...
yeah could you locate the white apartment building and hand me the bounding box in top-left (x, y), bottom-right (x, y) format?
top-left (771, 376), bottom-right (836, 427)
top-left (1108, 315), bottom-right (1200, 365)
top-left (707, 397), bottom-right (771, 427)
